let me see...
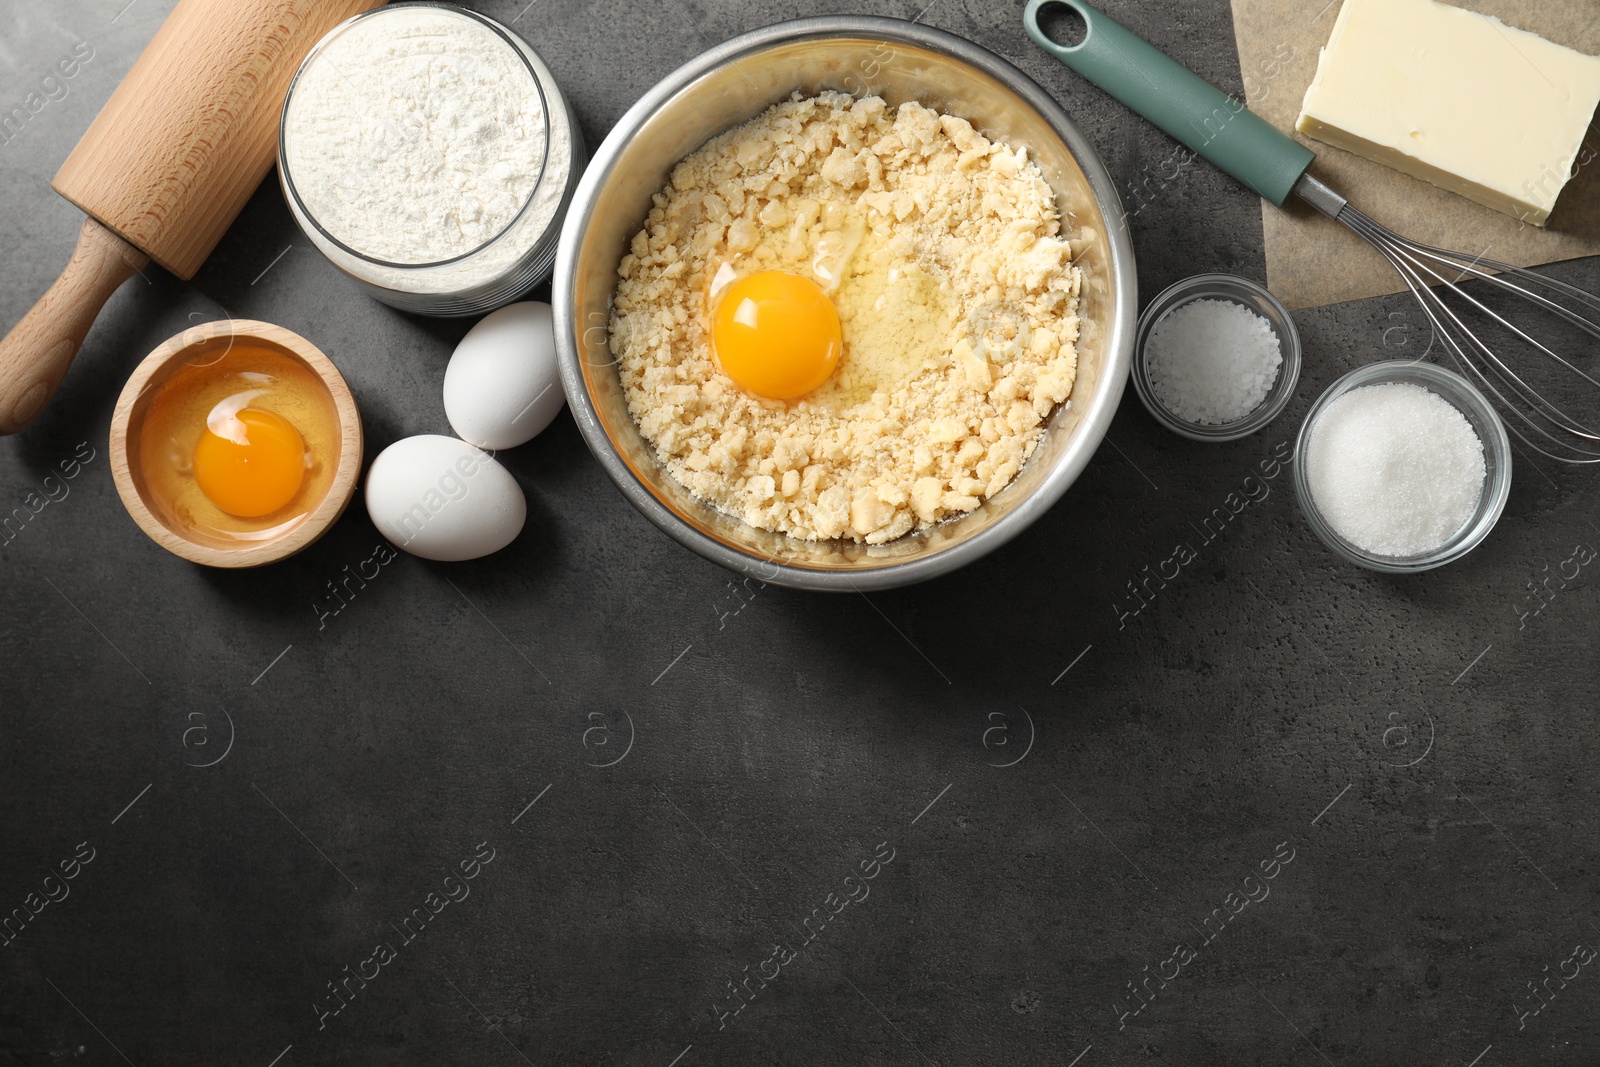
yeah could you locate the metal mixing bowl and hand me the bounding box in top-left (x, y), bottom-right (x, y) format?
top-left (553, 17), bottom-right (1136, 591)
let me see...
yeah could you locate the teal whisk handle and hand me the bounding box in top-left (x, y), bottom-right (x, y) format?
top-left (1023, 0), bottom-right (1316, 206)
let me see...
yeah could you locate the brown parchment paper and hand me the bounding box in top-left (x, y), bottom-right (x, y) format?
top-left (1229, 0), bottom-right (1600, 309)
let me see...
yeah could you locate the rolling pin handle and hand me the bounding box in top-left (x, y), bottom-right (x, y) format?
top-left (0, 217), bottom-right (148, 435)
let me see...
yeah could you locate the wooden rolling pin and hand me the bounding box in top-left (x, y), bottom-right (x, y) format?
top-left (0, 0), bottom-right (383, 436)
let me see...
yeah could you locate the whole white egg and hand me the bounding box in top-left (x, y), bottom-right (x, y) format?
top-left (443, 301), bottom-right (565, 450)
top-left (364, 435), bottom-right (526, 561)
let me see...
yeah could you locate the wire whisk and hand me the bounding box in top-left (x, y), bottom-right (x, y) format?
top-left (1299, 175), bottom-right (1600, 466)
top-left (1025, 0), bottom-right (1600, 465)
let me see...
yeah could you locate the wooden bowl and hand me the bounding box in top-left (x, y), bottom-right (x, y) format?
top-left (109, 319), bottom-right (362, 567)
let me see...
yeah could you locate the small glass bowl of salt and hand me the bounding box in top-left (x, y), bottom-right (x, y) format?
top-left (1294, 360), bottom-right (1512, 573)
top-left (1132, 274), bottom-right (1302, 442)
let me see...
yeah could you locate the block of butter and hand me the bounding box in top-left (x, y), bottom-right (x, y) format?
top-left (1297, 0), bottom-right (1600, 226)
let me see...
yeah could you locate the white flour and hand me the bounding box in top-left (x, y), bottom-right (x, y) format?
top-left (283, 6), bottom-right (549, 266)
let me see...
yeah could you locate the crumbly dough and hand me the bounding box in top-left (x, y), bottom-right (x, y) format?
top-left (610, 91), bottom-right (1081, 543)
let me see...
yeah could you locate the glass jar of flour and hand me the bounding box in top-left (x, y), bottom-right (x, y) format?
top-left (278, 2), bottom-right (584, 317)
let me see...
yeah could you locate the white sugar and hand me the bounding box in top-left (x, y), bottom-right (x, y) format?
top-left (1305, 382), bottom-right (1486, 557)
top-left (1146, 297), bottom-right (1283, 424)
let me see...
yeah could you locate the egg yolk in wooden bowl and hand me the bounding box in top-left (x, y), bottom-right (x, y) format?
top-left (135, 341), bottom-right (341, 546)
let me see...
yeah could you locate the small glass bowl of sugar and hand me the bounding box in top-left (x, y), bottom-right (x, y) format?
top-left (1132, 273), bottom-right (1302, 441)
top-left (1294, 360), bottom-right (1512, 573)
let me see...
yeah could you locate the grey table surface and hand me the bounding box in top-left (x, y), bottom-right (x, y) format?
top-left (3, 1), bottom-right (1598, 1065)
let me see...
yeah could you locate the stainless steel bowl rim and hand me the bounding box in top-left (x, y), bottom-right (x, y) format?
top-left (553, 16), bottom-right (1138, 591)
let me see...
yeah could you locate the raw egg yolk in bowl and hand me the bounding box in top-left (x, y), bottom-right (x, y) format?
top-left (135, 341), bottom-right (340, 545)
top-left (711, 269), bottom-right (842, 400)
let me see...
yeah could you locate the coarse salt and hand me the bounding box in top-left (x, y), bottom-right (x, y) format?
top-left (1305, 381), bottom-right (1486, 557)
top-left (1146, 297), bottom-right (1282, 424)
